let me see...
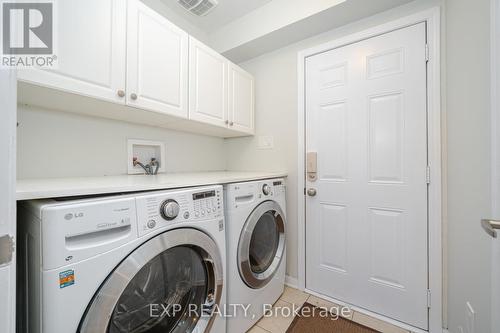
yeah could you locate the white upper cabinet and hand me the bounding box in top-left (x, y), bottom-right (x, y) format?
top-left (17, 0), bottom-right (127, 104)
top-left (126, 0), bottom-right (188, 118)
top-left (228, 63), bottom-right (255, 134)
top-left (189, 38), bottom-right (254, 133)
top-left (189, 37), bottom-right (228, 127)
top-left (17, 0), bottom-right (254, 137)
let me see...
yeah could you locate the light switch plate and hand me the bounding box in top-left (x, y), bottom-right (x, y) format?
top-left (127, 139), bottom-right (166, 175)
top-left (257, 135), bottom-right (274, 150)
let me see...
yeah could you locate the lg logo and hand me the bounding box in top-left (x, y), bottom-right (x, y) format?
top-left (2, 2), bottom-right (53, 54)
top-left (64, 212), bottom-right (84, 220)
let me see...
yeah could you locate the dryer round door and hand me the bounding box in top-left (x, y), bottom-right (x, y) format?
top-left (79, 228), bottom-right (223, 333)
top-left (238, 200), bottom-right (286, 289)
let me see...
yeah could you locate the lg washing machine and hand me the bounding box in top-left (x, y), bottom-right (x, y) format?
top-left (17, 186), bottom-right (226, 333)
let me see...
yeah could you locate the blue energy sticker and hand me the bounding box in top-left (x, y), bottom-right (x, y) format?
top-left (59, 269), bottom-right (75, 288)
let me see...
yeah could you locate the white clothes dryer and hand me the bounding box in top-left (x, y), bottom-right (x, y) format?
top-left (224, 179), bottom-right (287, 333)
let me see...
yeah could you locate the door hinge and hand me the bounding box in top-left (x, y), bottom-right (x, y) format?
top-left (425, 44), bottom-right (429, 62)
top-left (0, 234), bottom-right (15, 267)
top-left (426, 165), bottom-right (431, 184)
top-left (427, 289), bottom-right (432, 308)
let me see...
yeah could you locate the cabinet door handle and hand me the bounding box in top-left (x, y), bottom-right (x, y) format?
top-left (225, 120), bottom-right (229, 125)
top-left (117, 90), bottom-right (125, 98)
top-left (229, 122), bottom-right (234, 126)
top-left (130, 93), bottom-right (138, 100)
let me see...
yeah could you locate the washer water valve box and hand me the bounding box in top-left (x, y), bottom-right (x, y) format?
top-left (127, 139), bottom-right (166, 175)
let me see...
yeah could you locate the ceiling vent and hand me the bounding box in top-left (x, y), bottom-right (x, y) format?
top-left (177, 0), bottom-right (218, 16)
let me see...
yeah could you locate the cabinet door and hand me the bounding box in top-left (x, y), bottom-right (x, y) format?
top-left (17, 0), bottom-right (127, 104)
top-left (228, 63), bottom-right (255, 134)
top-left (189, 37), bottom-right (228, 127)
top-left (126, 0), bottom-right (188, 118)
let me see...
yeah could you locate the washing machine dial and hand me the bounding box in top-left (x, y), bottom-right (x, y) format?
top-left (160, 199), bottom-right (180, 220)
top-left (262, 184), bottom-right (271, 196)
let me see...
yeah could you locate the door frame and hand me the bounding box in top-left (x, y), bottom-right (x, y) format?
top-left (296, 7), bottom-right (443, 333)
top-left (490, 0), bottom-right (500, 330)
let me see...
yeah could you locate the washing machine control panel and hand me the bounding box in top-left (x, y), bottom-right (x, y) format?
top-left (135, 186), bottom-right (223, 236)
top-left (192, 189), bottom-right (221, 218)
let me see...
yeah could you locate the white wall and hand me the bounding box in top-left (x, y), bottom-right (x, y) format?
top-left (225, 0), bottom-right (493, 332)
top-left (446, 0), bottom-right (492, 333)
top-left (491, 2), bottom-right (500, 330)
top-left (17, 105), bottom-right (227, 179)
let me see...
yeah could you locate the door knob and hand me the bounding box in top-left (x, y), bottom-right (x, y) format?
top-left (117, 90), bottom-right (125, 98)
top-left (481, 219), bottom-right (500, 238)
top-left (307, 188), bottom-right (317, 197)
top-left (229, 122), bottom-right (234, 126)
top-left (130, 93), bottom-right (138, 100)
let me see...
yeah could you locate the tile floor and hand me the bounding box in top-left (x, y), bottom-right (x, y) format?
top-left (248, 286), bottom-right (415, 333)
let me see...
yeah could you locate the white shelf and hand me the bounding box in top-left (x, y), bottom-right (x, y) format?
top-left (16, 171), bottom-right (287, 200)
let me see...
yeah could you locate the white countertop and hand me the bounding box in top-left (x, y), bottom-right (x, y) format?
top-left (16, 171), bottom-right (288, 200)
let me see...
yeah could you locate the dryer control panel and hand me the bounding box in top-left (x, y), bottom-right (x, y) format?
top-left (225, 178), bottom-right (286, 209)
top-left (270, 179), bottom-right (286, 197)
top-left (135, 186), bottom-right (223, 236)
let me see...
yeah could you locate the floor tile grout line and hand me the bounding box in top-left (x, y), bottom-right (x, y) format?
top-left (253, 325), bottom-right (273, 333)
top-left (255, 298), bottom-right (298, 333)
top-left (277, 298), bottom-right (292, 305)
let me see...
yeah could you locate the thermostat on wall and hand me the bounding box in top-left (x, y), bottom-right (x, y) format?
top-left (127, 139), bottom-right (166, 175)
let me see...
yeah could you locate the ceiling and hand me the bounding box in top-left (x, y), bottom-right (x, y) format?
top-left (218, 0), bottom-right (416, 62)
top-left (160, 0), bottom-right (273, 33)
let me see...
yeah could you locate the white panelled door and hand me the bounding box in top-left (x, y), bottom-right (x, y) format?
top-left (127, 0), bottom-right (189, 118)
top-left (305, 23), bottom-right (428, 329)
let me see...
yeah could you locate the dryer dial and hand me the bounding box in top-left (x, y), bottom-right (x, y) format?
top-left (262, 184), bottom-right (271, 196)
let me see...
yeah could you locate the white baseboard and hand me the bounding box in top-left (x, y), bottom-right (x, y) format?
top-left (285, 275), bottom-right (298, 289)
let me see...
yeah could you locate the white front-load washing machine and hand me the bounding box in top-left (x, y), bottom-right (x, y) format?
top-left (224, 178), bottom-right (287, 333)
top-left (17, 186), bottom-right (226, 333)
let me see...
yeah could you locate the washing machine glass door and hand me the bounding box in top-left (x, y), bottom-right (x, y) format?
top-left (79, 228), bottom-right (223, 333)
top-left (238, 200), bottom-right (286, 289)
